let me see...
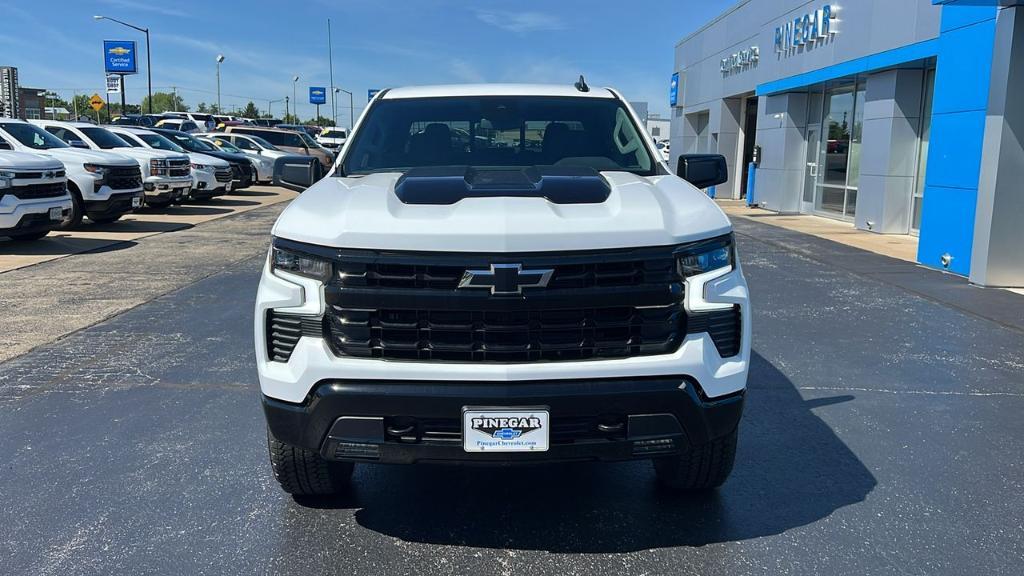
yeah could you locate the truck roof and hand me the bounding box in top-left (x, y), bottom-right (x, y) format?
top-left (382, 83), bottom-right (616, 100)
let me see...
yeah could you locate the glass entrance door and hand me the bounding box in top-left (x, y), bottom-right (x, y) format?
top-left (812, 77), bottom-right (865, 220)
top-left (803, 124), bottom-right (820, 213)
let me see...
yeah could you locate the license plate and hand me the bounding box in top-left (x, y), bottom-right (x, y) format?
top-left (131, 196), bottom-right (142, 208)
top-left (463, 408), bottom-right (549, 453)
top-left (48, 207), bottom-right (62, 220)
top-left (225, 182), bottom-right (232, 191)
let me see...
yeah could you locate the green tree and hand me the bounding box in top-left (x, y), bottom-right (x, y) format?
top-left (311, 115), bottom-right (334, 128)
top-left (239, 101), bottom-right (260, 119)
top-left (140, 91), bottom-right (188, 114)
top-left (196, 102), bottom-right (209, 113)
top-left (281, 113), bottom-right (299, 124)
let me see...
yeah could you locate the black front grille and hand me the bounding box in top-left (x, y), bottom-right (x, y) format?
top-left (687, 306), bottom-right (742, 357)
top-left (404, 415), bottom-right (619, 445)
top-left (10, 181), bottom-right (66, 200)
top-left (335, 257), bottom-right (675, 291)
top-left (168, 159), bottom-right (190, 177)
top-left (214, 168), bottom-right (232, 182)
top-left (266, 311), bottom-right (323, 362)
top-left (106, 166), bottom-right (143, 191)
top-left (327, 304), bottom-right (682, 362)
top-left (13, 170), bottom-right (65, 179)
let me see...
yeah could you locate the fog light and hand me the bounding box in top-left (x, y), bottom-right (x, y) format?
top-left (632, 437), bottom-right (677, 455)
top-left (333, 442), bottom-right (381, 460)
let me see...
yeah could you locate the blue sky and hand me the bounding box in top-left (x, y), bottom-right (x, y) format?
top-left (4, 0), bottom-right (730, 124)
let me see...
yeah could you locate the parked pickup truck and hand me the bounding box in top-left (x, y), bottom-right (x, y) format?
top-left (31, 120), bottom-right (192, 209)
top-left (0, 119), bottom-right (143, 227)
top-left (0, 150), bottom-right (73, 241)
top-left (256, 82), bottom-right (750, 497)
top-left (109, 127), bottom-right (233, 201)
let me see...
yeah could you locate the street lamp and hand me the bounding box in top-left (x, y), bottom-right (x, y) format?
top-left (334, 86), bottom-right (353, 129)
top-left (268, 98), bottom-right (283, 119)
top-left (291, 75), bottom-right (299, 122)
top-left (93, 15), bottom-right (153, 114)
top-left (216, 54), bottom-right (225, 112)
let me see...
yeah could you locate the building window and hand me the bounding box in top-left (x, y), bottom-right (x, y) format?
top-left (25, 107), bottom-right (40, 120)
top-left (651, 126), bottom-right (661, 137)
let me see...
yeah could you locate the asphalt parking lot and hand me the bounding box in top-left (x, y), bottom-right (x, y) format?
top-left (0, 199), bottom-right (1022, 575)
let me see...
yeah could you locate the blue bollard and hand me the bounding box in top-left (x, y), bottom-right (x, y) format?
top-left (746, 162), bottom-right (757, 207)
top-left (707, 185), bottom-right (716, 199)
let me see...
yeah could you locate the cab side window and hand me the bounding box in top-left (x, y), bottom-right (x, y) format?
top-left (234, 138), bottom-right (257, 151)
top-left (44, 126), bottom-right (71, 143)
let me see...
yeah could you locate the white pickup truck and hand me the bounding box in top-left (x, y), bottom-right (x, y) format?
top-left (0, 151), bottom-right (73, 241)
top-left (108, 127), bottom-right (233, 201)
top-left (0, 119), bottom-right (143, 227)
top-left (32, 120), bottom-right (192, 209)
top-left (255, 82), bottom-right (750, 497)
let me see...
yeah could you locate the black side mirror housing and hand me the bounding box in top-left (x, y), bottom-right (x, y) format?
top-left (68, 139), bottom-right (90, 149)
top-left (676, 154), bottom-right (728, 189)
top-left (273, 155), bottom-right (322, 192)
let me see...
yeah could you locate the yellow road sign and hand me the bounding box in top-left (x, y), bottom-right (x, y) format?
top-left (89, 93), bottom-right (104, 112)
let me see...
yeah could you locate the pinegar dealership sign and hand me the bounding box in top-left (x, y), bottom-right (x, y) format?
top-left (774, 4), bottom-right (836, 54)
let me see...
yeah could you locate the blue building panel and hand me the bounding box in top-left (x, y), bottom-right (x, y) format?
top-left (925, 110), bottom-right (988, 191)
top-left (917, 185), bottom-right (977, 275)
top-left (916, 3), bottom-right (998, 274)
top-left (931, 20), bottom-right (997, 115)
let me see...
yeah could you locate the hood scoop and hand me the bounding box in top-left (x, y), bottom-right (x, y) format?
top-left (394, 166), bottom-right (611, 205)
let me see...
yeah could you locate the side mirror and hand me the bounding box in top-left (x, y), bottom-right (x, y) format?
top-left (0, 139), bottom-right (12, 150)
top-left (68, 139), bottom-right (90, 149)
top-left (273, 155), bottom-right (321, 192)
top-left (676, 154), bottom-right (728, 189)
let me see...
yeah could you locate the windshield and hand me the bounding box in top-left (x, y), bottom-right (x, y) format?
top-left (248, 135), bottom-right (279, 150)
top-left (165, 132), bottom-right (215, 152)
top-left (237, 129), bottom-right (304, 148)
top-left (80, 127), bottom-right (132, 149)
top-left (297, 132), bottom-right (321, 148)
top-left (139, 133), bottom-right (186, 153)
top-left (0, 122), bottom-right (69, 149)
top-left (209, 138), bottom-right (241, 153)
top-left (341, 96), bottom-right (655, 176)
top-left (321, 130), bottom-right (346, 138)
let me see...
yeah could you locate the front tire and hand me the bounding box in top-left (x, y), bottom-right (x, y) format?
top-left (267, 428), bottom-right (354, 496)
top-left (653, 428), bottom-right (738, 491)
top-left (60, 184), bottom-right (85, 230)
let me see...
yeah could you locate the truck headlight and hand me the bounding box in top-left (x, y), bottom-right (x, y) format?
top-left (191, 163), bottom-right (209, 170)
top-left (271, 245), bottom-right (331, 282)
top-left (83, 163), bottom-right (109, 176)
top-left (676, 236), bottom-right (733, 277)
top-left (0, 170), bottom-right (13, 189)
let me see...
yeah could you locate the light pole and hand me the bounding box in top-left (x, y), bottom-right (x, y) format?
top-left (291, 75), bottom-right (299, 122)
top-left (285, 96), bottom-right (290, 122)
top-left (334, 86), bottom-right (353, 129)
top-left (268, 98), bottom-right (283, 119)
top-left (215, 54), bottom-right (225, 112)
top-left (93, 15), bottom-right (152, 114)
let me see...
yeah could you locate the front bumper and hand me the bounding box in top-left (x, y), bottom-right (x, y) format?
top-left (263, 376), bottom-right (744, 465)
top-left (84, 190), bottom-right (145, 219)
top-left (0, 196), bottom-right (73, 235)
top-left (143, 175), bottom-right (192, 199)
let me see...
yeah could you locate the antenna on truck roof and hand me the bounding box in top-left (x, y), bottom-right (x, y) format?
top-left (574, 75), bottom-right (590, 93)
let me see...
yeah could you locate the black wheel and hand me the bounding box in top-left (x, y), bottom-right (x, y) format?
top-left (89, 214), bottom-right (122, 224)
top-left (267, 427), bottom-right (354, 496)
top-left (60, 184), bottom-right (85, 230)
top-left (6, 230), bottom-right (49, 241)
top-left (653, 428), bottom-right (738, 491)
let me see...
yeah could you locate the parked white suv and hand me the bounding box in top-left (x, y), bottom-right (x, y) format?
top-left (199, 133), bottom-right (288, 184)
top-left (32, 120), bottom-right (192, 209)
top-left (0, 151), bottom-right (73, 240)
top-left (256, 83), bottom-right (749, 497)
top-left (315, 127), bottom-right (347, 151)
top-left (0, 119), bottom-right (143, 226)
top-left (109, 127), bottom-right (233, 201)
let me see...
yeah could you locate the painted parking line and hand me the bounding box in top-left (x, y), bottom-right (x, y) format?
top-left (0, 185), bottom-right (296, 274)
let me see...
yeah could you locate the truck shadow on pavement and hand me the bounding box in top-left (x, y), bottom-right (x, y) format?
top-left (305, 351), bottom-right (877, 552)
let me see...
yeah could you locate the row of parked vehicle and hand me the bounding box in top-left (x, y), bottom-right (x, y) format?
top-left (0, 119), bottom-right (274, 241)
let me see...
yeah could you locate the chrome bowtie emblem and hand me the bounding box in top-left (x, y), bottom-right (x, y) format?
top-left (459, 264), bottom-right (554, 295)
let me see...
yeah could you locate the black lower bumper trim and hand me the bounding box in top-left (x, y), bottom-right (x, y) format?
top-left (85, 191), bottom-right (142, 219)
top-left (262, 376), bottom-right (744, 465)
top-left (2, 210), bottom-right (67, 236)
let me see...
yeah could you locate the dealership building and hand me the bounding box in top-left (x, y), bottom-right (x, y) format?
top-left (671, 1), bottom-right (1023, 286)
